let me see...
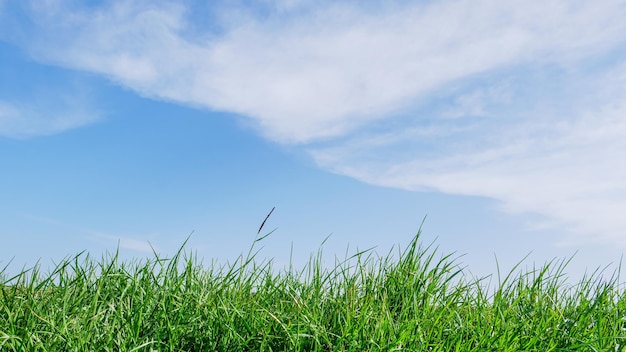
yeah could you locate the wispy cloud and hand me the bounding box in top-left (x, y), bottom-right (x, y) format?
top-left (0, 96), bottom-right (101, 139)
top-left (5, 0), bottom-right (626, 244)
top-left (111, 236), bottom-right (156, 254)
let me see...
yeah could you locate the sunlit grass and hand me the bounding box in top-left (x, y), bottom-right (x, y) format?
top-left (1, 230), bottom-right (625, 351)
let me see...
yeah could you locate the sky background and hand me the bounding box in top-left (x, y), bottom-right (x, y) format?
top-left (1, 0), bottom-right (626, 282)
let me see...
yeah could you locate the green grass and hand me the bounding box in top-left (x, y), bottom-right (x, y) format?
top-left (1, 230), bottom-right (625, 351)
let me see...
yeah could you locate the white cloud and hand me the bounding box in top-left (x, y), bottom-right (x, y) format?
top-left (17, 0), bottom-right (626, 143)
top-left (9, 0), bottom-right (626, 244)
top-left (312, 75), bottom-right (626, 244)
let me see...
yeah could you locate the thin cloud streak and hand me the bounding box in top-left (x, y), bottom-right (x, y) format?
top-left (5, 0), bottom-right (626, 245)
top-left (114, 236), bottom-right (156, 254)
top-left (0, 98), bottom-right (101, 139)
top-left (17, 214), bottom-right (159, 252)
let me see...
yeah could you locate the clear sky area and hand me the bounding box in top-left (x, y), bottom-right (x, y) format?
top-left (1, 0), bottom-right (626, 282)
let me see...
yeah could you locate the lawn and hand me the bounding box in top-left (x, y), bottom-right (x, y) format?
top-left (1, 230), bottom-right (625, 351)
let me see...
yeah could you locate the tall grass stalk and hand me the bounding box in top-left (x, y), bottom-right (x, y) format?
top-left (1, 230), bottom-right (625, 351)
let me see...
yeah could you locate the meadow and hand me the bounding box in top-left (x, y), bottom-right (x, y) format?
top-left (1, 230), bottom-right (625, 351)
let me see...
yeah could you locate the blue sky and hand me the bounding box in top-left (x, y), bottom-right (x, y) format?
top-left (2, 0), bottom-right (626, 281)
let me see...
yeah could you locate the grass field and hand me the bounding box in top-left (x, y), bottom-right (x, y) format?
top-left (1, 230), bottom-right (625, 351)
